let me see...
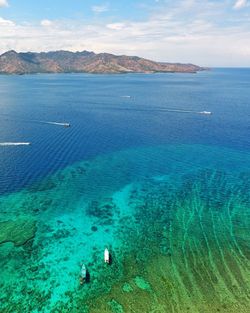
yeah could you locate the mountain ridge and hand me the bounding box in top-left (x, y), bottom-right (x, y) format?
top-left (0, 50), bottom-right (207, 74)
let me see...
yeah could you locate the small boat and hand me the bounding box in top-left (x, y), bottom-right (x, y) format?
top-left (80, 264), bottom-right (87, 284)
top-left (104, 248), bottom-right (110, 264)
top-left (199, 111), bottom-right (212, 115)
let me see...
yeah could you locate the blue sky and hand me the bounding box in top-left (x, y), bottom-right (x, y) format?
top-left (0, 0), bottom-right (250, 66)
top-left (2, 0), bottom-right (154, 20)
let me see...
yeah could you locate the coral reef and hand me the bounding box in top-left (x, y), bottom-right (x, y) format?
top-left (0, 219), bottom-right (36, 246)
top-left (0, 145), bottom-right (249, 312)
top-left (85, 170), bottom-right (250, 313)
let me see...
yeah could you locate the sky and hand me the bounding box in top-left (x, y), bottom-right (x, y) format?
top-left (0, 0), bottom-right (250, 66)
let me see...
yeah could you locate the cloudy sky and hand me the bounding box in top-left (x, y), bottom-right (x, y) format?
top-left (0, 0), bottom-right (250, 66)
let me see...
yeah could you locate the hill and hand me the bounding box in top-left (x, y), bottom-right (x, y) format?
top-left (0, 50), bottom-right (206, 74)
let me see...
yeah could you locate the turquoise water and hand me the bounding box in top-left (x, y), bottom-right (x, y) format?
top-left (0, 70), bottom-right (249, 312)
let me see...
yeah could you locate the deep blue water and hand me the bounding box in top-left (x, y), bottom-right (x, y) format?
top-left (0, 69), bottom-right (249, 194)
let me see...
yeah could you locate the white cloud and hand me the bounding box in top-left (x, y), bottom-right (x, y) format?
top-left (40, 19), bottom-right (53, 27)
top-left (92, 4), bottom-right (109, 13)
top-left (0, 17), bottom-right (14, 26)
top-left (0, 0), bottom-right (8, 8)
top-left (233, 0), bottom-right (248, 9)
top-left (106, 23), bottom-right (125, 30)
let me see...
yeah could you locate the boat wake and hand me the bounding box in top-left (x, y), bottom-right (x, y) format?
top-left (80, 106), bottom-right (213, 117)
top-left (38, 121), bottom-right (70, 127)
top-left (106, 107), bottom-right (212, 115)
top-left (0, 142), bottom-right (31, 146)
top-left (0, 114), bottom-right (71, 127)
top-left (155, 108), bottom-right (212, 115)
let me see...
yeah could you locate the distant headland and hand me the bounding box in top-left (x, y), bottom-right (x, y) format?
top-left (0, 50), bottom-right (207, 75)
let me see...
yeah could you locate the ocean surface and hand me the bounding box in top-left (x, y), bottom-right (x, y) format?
top-left (0, 69), bottom-right (249, 313)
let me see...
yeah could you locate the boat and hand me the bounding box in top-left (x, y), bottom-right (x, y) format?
top-left (79, 264), bottom-right (87, 284)
top-left (104, 248), bottom-right (110, 264)
top-left (199, 111), bottom-right (212, 115)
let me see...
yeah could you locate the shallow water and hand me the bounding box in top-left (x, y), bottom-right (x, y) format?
top-left (0, 70), bottom-right (249, 312)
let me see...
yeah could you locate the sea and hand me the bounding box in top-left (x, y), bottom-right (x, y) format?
top-left (0, 69), bottom-right (249, 313)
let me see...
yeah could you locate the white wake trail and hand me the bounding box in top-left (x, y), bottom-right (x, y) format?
top-left (0, 142), bottom-right (31, 146)
top-left (156, 108), bottom-right (212, 115)
top-left (38, 121), bottom-right (70, 127)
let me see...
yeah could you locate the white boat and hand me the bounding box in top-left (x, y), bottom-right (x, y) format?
top-left (80, 264), bottom-right (87, 284)
top-left (104, 248), bottom-right (110, 264)
top-left (199, 111), bottom-right (212, 115)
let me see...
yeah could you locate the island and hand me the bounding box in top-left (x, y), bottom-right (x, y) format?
top-left (0, 50), bottom-right (207, 75)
